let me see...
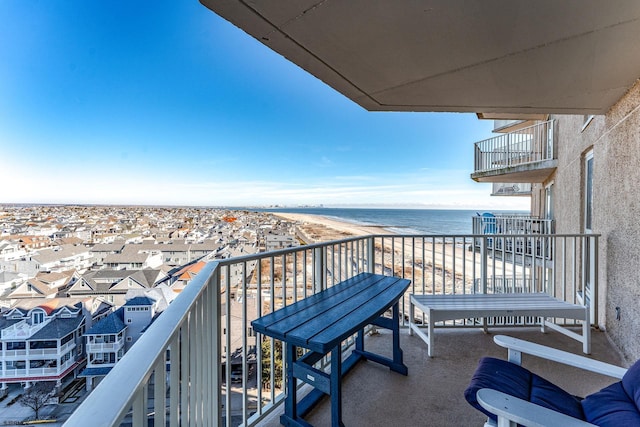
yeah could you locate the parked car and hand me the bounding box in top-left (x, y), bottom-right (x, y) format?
top-left (230, 369), bottom-right (242, 383)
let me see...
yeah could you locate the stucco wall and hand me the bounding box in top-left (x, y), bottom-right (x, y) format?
top-left (548, 81), bottom-right (640, 362)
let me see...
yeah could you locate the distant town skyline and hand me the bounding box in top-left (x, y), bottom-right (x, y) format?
top-left (0, 1), bottom-right (528, 211)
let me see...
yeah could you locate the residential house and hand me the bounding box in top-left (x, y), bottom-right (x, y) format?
top-left (166, 260), bottom-right (207, 293)
top-left (102, 250), bottom-right (161, 270)
top-left (265, 233), bottom-right (299, 251)
top-left (79, 287), bottom-right (175, 391)
top-left (0, 297), bottom-right (112, 395)
top-left (111, 241), bottom-right (220, 268)
top-left (0, 271), bottom-right (27, 302)
top-left (7, 270), bottom-right (80, 301)
top-left (22, 236), bottom-right (52, 251)
top-left (134, 242), bottom-right (191, 266)
top-left (1, 244), bottom-right (93, 277)
top-left (0, 240), bottom-right (25, 261)
top-left (33, 245), bottom-right (93, 273)
top-left (79, 307), bottom-right (126, 392)
top-left (89, 242), bottom-right (126, 267)
top-left (67, 269), bottom-right (165, 306)
top-left (188, 241), bottom-right (220, 262)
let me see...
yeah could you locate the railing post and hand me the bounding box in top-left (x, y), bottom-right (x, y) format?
top-left (367, 237), bottom-right (375, 274)
top-left (505, 133), bottom-right (511, 167)
top-left (548, 119), bottom-right (555, 159)
top-left (591, 235), bottom-right (598, 326)
top-left (314, 246), bottom-right (324, 293)
top-left (211, 267), bottom-right (222, 427)
top-left (480, 236), bottom-right (488, 294)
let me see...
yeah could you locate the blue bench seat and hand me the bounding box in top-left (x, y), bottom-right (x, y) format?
top-left (252, 272), bottom-right (410, 427)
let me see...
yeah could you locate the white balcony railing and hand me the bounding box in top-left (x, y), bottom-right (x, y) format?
top-left (2, 342), bottom-right (75, 360)
top-left (66, 233), bottom-right (597, 427)
top-left (474, 120), bottom-right (555, 174)
top-left (86, 339), bottom-right (124, 353)
top-left (1, 318), bottom-right (49, 340)
top-left (2, 358), bottom-right (77, 379)
top-left (472, 214), bottom-right (554, 235)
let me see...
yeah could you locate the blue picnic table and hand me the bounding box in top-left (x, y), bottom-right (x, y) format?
top-left (252, 272), bottom-right (411, 427)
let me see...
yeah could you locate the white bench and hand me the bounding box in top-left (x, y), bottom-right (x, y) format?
top-left (408, 293), bottom-right (590, 357)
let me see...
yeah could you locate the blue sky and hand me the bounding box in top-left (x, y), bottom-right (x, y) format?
top-left (0, 1), bottom-right (528, 210)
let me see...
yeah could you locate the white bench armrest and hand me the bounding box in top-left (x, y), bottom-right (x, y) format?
top-left (477, 388), bottom-right (597, 427)
top-left (493, 335), bottom-right (626, 379)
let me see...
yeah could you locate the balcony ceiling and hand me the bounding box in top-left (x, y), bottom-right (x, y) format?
top-left (201, 1), bottom-right (640, 115)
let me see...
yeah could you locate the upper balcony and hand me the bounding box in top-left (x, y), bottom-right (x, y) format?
top-left (491, 182), bottom-right (532, 196)
top-left (86, 336), bottom-right (125, 354)
top-left (471, 120), bottom-right (557, 183)
top-left (63, 231), bottom-right (605, 427)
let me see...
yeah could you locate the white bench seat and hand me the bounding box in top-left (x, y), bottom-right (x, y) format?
top-left (408, 293), bottom-right (590, 357)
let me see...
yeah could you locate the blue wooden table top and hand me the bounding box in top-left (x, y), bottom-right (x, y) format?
top-left (252, 272), bottom-right (410, 354)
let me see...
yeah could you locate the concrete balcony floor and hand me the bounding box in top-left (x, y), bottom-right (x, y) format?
top-left (259, 326), bottom-right (624, 427)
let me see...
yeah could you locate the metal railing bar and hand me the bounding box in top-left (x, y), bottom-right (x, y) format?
top-left (64, 262), bottom-right (219, 426)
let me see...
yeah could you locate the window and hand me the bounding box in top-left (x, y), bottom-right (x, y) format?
top-left (584, 150), bottom-right (594, 233)
top-left (582, 115), bottom-right (595, 132)
top-left (61, 334), bottom-right (74, 345)
top-left (31, 310), bottom-right (45, 324)
top-left (545, 184), bottom-right (554, 221)
top-left (580, 150), bottom-right (596, 322)
top-left (7, 342), bottom-right (26, 350)
top-left (30, 340), bottom-right (56, 349)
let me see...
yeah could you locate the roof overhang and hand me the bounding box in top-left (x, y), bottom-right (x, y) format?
top-left (201, 1), bottom-right (640, 115)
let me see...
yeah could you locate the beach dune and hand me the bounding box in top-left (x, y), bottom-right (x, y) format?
top-left (272, 211), bottom-right (520, 296)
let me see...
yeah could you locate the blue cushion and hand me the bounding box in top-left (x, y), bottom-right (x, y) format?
top-left (582, 382), bottom-right (640, 425)
top-left (465, 357), bottom-right (585, 422)
top-left (622, 358), bottom-right (640, 408)
top-left (582, 359), bottom-right (640, 425)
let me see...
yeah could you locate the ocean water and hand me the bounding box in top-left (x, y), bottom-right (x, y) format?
top-left (252, 207), bottom-right (526, 235)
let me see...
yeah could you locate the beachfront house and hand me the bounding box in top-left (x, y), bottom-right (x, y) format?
top-left (67, 2), bottom-right (640, 426)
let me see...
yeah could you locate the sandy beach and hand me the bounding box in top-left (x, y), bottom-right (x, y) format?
top-left (271, 211), bottom-right (519, 296)
top-left (272, 212), bottom-right (394, 242)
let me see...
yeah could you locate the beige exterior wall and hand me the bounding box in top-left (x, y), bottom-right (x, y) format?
top-left (529, 81), bottom-right (640, 361)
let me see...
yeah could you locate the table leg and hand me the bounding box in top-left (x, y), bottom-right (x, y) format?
top-left (428, 308), bottom-right (434, 357)
top-left (356, 327), bottom-right (364, 353)
top-left (391, 302), bottom-right (408, 375)
top-left (408, 297), bottom-right (414, 336)
top-left (330, 345), bottom-right (345, 427)
top-left (285, 343), bottom-right (298, 422)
